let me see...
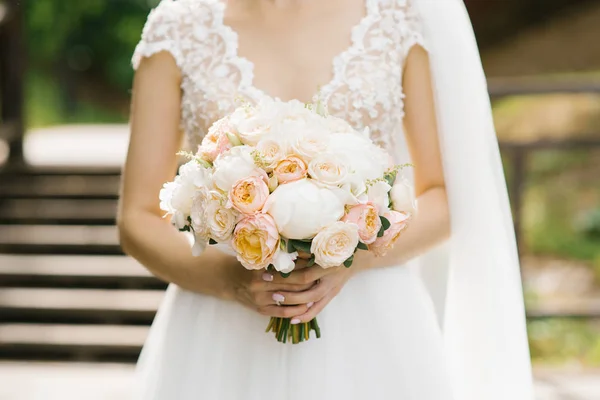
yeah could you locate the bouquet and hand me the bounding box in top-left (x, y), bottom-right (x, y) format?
top-left (159, 97), bottom-right (416, 344)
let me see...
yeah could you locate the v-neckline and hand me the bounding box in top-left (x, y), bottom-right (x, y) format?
top-left (216, 0), bottom-right (378, 104)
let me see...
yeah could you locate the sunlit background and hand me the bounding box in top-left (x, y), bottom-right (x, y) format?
top-left (0, 0), bottom-right (599, 399)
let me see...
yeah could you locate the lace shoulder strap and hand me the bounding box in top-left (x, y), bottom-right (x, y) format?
top-left (402, 0), bottom-right (428, 55)
top-left (132, 0), bottom-right (187, 70)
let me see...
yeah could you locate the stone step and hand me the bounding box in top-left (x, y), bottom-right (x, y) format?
top-left (0, 288), bottom-right (162, 325)
top-left (0, 225), bottom-right (123, 255)
top-left (0, 199), bottom-right (117, 225)
top-left (0, 174), bottom-right (120, 199)
top-left (0, 255), bottom-right (165, 290)
top-left (0, 324), bottom-right (146, 362)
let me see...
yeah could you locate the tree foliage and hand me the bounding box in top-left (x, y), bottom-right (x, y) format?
top-left (25, 0), bottom-right (160, 92)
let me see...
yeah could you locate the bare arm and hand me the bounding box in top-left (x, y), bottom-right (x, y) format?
top-left (358, 45), bottom-right (450, 269)
top-left (118, 52), bottom-right (242, 300)
top-left (267, 46), bottom-right (450, 323)
top-left (118, 52), bottom-right (312, 318)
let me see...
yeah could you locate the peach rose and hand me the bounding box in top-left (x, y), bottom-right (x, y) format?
top-left (342, 203), bottom-right (382, 245)
top-left (310, 221), bottom-right (360, 269)
top-left (232, 214), bottom-right (280, 270)
top-left (369, 211), bottom-right (411, 257)
top-left (198, 118), bottom-right (236, 162)
top-left (273, 156), bottom-right (308, 184)
top-left (228, 175), bottom-right (270, 214)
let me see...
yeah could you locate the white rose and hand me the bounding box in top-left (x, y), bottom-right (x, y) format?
top-left (390, 177), bottom-right (417, 214)
top-left (212, 146), bottom-right (265, 192)
top-left (367, 180), bottom-right (392, 213)
top-left (263, 179), bottom-right (345, 239)
top-left (189, 190), bottom-right (211, 256)
top-left (230, 99), bottom-right (282, 145)
top-left (289, 132), bottom-right (329, 163)
top-left (328, 133), bottom-right (389, 181)
top-left (205, 198), bottom-right (239, 242)
top-left (159, 179), bottom-right (196, 229)
top-left (178, 160), bottom-right (212, 188)
top-left (308, 153), bottom-right (351, 186)
top-left (311, 221), bottom-right (360, 269)
top-left (255, 136), bottom-right (289, 170)
top-left (272, 249), bottom-right (298, 273)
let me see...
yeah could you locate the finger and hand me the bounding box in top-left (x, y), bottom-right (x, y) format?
top-left (273, 280), bottom-right (330, 306)
top-left (290, 292), bottom-right (335, 324)
top-left (258, 304), bottom-right (310, 318)
top-left (254, 273), bottom-right (315, 292)
top-left (272, 265), bottom-right (340, 286)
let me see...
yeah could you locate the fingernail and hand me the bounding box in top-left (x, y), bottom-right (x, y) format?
top-left (272, 293), bottom-right (285, 303)
top-left (307, 302), bottom-right (314, 308)
top-left (291, 318), bottom-right (301, 325)
top-left (262, 273), bottom-right (273, 282)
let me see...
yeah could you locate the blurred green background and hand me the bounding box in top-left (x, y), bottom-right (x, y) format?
top-left (18, 0), bottom-right (600, 368)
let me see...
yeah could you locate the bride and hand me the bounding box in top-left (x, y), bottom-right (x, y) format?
top-left (119, 0), bottom-right (534, 398)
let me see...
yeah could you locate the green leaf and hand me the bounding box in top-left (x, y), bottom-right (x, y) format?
top-left (209, 238), bottom-right (218, 245)
top-left (377, 224), bottom-right (386, 238)
top-left (380, 216), bottom-right (391, 230)
top-left (280, 271), bottom-right (291, 278)
top-left (289, 239), bottom-right (311, 254)
top-left (307, 255), bottom-right (316, 267)
top-left (179, 225), bottom-right (191, 233)
top-left (343, 255), bottom-right (354, 268)
top-left (357, 242), bottom-right (369, 251)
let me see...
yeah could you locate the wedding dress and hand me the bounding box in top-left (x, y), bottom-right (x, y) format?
top-left (131, 0), bottom-right (534, 399)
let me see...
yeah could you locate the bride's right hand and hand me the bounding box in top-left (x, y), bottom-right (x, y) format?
top-left (226, 263), bottom-right (315, 318)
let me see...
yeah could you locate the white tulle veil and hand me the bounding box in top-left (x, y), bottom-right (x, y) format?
top-left (410, 1), bottom-right (535, 399)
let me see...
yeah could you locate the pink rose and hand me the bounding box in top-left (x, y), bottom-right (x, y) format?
top-left (273, 156), bottom-right (307, 184)
top-left (369, 211), bottom-right (411, 256)
top-left (232, 214), bottom-right (280, 270)
top-left (198, 118), bottom-right (236, 162)
top-left (228, 175), bottom-right (270, 214)
top-left (342, 203), bottom-right (381, 245)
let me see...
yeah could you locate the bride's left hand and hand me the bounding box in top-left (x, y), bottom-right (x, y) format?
top-left (269, 258), bottom-right (363, 324)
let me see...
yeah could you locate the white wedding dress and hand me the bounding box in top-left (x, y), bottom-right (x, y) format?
top-left (131, 0), bottom-right (534, 399)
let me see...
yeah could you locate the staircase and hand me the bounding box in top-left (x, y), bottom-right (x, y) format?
top-left (0, 168), bottom-right (165, 363)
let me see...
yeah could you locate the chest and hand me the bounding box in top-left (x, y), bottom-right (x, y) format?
top-left (179, 0), bottom-right (411, 150)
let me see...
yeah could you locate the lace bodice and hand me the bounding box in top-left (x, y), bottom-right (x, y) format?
top-left (132, 0), bottom-right (426, 152)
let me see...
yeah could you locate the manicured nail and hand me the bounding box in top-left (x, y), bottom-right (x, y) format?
top-left (307, 302), bottom-right (314, 308)
top-left (262, 273), bottom-right (273, 282)
top-left (291, 318), bottom-right (301, 325)
top-left (272, 293), bottom-right (285, 303)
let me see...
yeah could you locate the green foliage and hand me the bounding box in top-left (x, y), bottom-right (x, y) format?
top-left (26, 0), bottom-right (159, 94)
top-left (528, 319), bottom-right (600, 366)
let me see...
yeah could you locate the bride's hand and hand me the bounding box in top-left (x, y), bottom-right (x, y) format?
top-left (267, 258), bottom-right (360, 324)
top-left (226, 263), bottom-right (315, 319)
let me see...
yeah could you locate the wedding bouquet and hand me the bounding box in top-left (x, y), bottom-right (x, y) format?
top-left (159, 98), bottom-right (416, 343)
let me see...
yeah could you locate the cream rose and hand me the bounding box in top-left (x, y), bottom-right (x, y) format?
top-left (205, 198), bottom-right (238, 242)
top-left (289, 132), bottom-right (329, 162)
top-left (324, 116), bottom-right (355, 134)
top-left (390, 177), bottom-right (417, 214)
top-left (228, 175), bottom-right (270, 214)
top-left (342, 203), bottom-right (382, 244)
top-left (255, 137), bottom-right (288, 171)
top-left (369, 211), bottom-right (411, 256)
top-left (212, 146), bottom-right (267, 192)
top-left (263, 179), bottom-right (345, 239)
top-left (231, 214), bottom-right (280, 270)
top-left (273, 156), bottom-right (308, 184)
top-left (308, 153), bottom-right (350, 186)
top-left (310, 221), bottom-right (360, 269)
top-left (189, 190), bottom-right (212, 256)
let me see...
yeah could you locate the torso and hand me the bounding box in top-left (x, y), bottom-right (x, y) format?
top-left (134, 0), bottom-right (426, 154)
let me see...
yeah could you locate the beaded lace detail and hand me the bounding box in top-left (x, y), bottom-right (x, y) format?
top-left (132, 0), bottom-right (426, 150)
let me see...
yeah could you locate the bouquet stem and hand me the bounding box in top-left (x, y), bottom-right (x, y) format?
top-left (266, 317), bottom-right (321, 344)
